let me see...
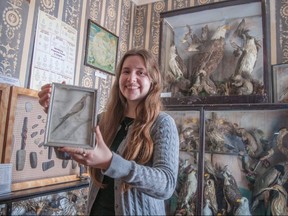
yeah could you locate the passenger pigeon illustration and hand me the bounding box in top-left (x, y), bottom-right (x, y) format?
top-left (52, 94), bottom-right (89, 133)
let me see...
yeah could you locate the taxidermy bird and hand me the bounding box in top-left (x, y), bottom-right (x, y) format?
top-left (177, 166), bottom-right (198, 209)
top-left (276, 128), bottom-right (288, 157)
top-left (232, 18), bottom-right (261, 76)
top-left (181, 25), bottom-right (193, 44)
top-left (169, 45), bottom-right (187, 79)
top-left (204, 174), bottom-right (218, 214)
top-left (258, 128), bottom-right (288, 162)
top-left (235, 127), bottom-right (264, 159)
top-left (230, 18), bottom-right (262, 96)
top-left (203, 199), bottom-right (213, 216)
top-left (221, 166), bottom-right (242, 213)
top-left (252, 184), bottom-right (288, 215)
top-left (268, 184), bottom-right (288, 216)
top-left (234, 197), bottom-right (251, 216)
top-left (52, 94), bottom-right (89, 133)
top-left (231, 73), bottom-right (254, 95)
top-left (251, 165), bottom-right (284, 211)
top-left (190, 24), bottom-right (229, 95)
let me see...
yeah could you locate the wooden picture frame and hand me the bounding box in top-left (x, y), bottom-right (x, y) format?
top-left (159, 0), bottom-right (269, 105)
top-left (84, 19), bottom-right (119, 75)
top-left (0, 84), bottom-right (10, 163)
top-left (44, 83), bottom-right (98, 149)
top-left (3, 86), bottom-right (81, 191)
top-left (272, 63), bottom-right (288, 103)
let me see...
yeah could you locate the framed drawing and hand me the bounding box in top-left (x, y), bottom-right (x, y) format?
top-left (159, 0), bottom-right (269, 105)
top-left (3, 86), bottom-right (81, 191)
top-left (84, 19), bottom-right (119, 75)
top-left (0, 84), bottom-right (10, 163)
top-left (44, 83), bottom-right (98, 149)
top-left (272, 63), bottom-right (288, 103)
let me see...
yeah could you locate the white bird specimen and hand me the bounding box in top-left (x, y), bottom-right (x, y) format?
top-left (169, 45), bottom-right (187, 79)
top-left (203, 199), bottom-right (213, 216)
top-left (234, 197), bottom-right (251, 216)
top-left (177, 168), bottom-right (197, 209)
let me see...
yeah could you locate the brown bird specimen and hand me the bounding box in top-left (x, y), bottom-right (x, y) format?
top-left (251, 165), bottom-right (284, 211)
top-left (176, 166), bottom-right (198, 213)
top-left (254, 184), bottom-right (287, 215)
top-left (203, 174), bottom-right (218, 215)
top-left (221, 166), bottom-right (242, 214)
top-left (190, 24), bottom-right (229, 96)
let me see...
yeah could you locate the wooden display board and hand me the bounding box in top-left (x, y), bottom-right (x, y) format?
top-left (3, 86), bottom-right (82, 191)
top-left (0, 84), bottom-right (10, 163)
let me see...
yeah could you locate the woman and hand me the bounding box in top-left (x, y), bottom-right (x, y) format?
top-left (38, 48), bottom-right (179, 215)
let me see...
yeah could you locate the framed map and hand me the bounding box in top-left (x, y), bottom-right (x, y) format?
top-left (84, 20), bottom-right (119, 75)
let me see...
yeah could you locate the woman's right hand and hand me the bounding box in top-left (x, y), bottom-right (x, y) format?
top-left (38, 83), bottom-right (52, 113)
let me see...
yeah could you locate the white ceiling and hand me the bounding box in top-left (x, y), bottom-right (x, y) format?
top-left (131, 0), bottom-right (162, 6)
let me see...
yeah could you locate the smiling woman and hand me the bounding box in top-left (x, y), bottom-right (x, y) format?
top-left (38, 48), bottom-right (180, 216)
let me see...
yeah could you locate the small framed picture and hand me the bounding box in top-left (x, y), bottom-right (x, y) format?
top-left (272, 63), bottom-right (288, 103)
top-left (84, 19), bottom-right (119, 75)
top-left (44, 83), bottom-right (98, 149)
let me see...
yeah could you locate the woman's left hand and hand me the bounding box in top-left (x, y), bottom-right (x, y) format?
top-left (58, 126), bottom-right (113, 170)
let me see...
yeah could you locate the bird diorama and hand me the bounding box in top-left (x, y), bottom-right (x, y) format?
top-left (168, 108), bottom-right (288, 216)
top-left (164, 18), bottom-right (264, 98)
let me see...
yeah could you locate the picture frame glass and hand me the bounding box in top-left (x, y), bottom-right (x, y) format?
top-left (272, 63), bottom-right (288, 103)
top-left (159, 0), bottom-right (267, 103)
top-left (84, 19), bottom-right (118, 75)
top-left (45, 83), bottom-right (97, 149)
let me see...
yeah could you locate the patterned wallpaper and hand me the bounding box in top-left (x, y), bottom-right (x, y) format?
top-left (0, 0), bottom-right (286, 107)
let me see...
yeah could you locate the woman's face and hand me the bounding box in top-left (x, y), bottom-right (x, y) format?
top-left (119, 55), bottom-right (152, 107)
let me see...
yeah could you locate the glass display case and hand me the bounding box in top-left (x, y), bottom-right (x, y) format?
top-left (159, 0), bottom-right (270, 105)
top-left (165, 103), bottom-right (288, 215)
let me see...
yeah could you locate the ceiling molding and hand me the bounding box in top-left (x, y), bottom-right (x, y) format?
top-left (131, 0), bottom-right (162, 6)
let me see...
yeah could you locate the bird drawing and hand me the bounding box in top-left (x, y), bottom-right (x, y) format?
top-left (52, 94), bottom-right (89, 133)
top-left (168, 44), bottom-right (187, 79)
top-left (189, 24), bottom-right (229, 96)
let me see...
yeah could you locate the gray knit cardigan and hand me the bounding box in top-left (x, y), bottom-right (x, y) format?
top-left (86, 112), bottom-right (179, 215)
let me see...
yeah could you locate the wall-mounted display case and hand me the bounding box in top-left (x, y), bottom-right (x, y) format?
top-left (165, 103), bottom-right (288, 215)
top-left (159, 0), bottom-right (270, 105)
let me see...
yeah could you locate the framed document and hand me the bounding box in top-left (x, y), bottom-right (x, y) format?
top-left (44, 83), bottom-right (98, 149)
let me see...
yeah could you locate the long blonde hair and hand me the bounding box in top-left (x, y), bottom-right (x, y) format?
top-left (90, 48), bottom-right (163, 188)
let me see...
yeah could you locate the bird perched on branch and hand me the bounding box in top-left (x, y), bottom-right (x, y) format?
top-left (230, 18), bottom-right (262, 95)
top-left (190, 24), bottom-right (229, 96)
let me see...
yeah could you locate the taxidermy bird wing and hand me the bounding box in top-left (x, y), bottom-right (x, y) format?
top-left (52, 94), bottom-right (89, 133)
top-left (181, 25), bottom-right (193, 44)
top-left (169, 45), bottom-right (187, 79)
top-left (201, 24), bottom-right (209, 41)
